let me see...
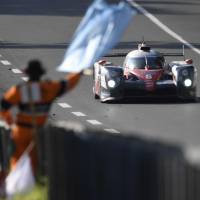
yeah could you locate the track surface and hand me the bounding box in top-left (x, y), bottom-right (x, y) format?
top-left (0, 0), bottom-right (200, 149)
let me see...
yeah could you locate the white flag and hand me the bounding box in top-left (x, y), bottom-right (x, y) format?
top-left (6, 153), bottom-right (35, 198)
top-left (57, 0), bottom-right (136, 72)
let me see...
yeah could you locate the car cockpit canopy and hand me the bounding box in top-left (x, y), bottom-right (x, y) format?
top-left (125, 56), bottom-right (165, 70)
top-left (124, 43), bottom-right (165, 70)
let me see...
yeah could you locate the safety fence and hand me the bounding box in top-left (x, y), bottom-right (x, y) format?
top-left (1, 121), bottom-right (200, 200)
top-left (0, 122), bottom-right (11, 173)
top-left (43, 121), bottom-right (200, 200)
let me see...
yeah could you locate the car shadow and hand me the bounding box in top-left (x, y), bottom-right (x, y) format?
top-left (106, 96), bottom-right (200, 105)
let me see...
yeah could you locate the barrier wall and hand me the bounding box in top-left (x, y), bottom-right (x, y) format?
top-left (43, 121), bottom-right (200, 200)
top-left (0, 122), bottom-right (11, 172)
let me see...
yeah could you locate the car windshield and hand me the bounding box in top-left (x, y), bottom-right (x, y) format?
top-left (127, 56), bottom-right (164, 69)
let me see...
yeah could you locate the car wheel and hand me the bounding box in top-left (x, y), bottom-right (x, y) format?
top-left (95, 94), bottom-right (99, 99)
top-left (99, 89), bottom-right (103, 102)
top-left (99, 87), bottom-right (106, 103)
top-left (94, 92), bottom-right (99, 99)
top-left (93, 67), bottom-right (99, 99)
top-left (93, 86), bottom-right (99, 99)
top-left (189, 96), bottom-right (198, 103)
top-left (181, 95), bottom-right (197, 103)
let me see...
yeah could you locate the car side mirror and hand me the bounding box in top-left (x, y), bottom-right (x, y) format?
top-left (164, 63), bottom-right (171, 71)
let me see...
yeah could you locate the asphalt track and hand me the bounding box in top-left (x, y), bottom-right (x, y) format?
top-left (0, 0), bottom-right (200, 152)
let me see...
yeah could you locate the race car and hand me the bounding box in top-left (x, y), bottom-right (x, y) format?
top-left (93, 42), bottom-right (197, 102)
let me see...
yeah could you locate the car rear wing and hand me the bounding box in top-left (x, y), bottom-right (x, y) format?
top-left (162, 53), bottom-right (184, 57)
top-left (104, 45), bottom-right (185, 59)
top-left (103, 53), bottom-right (127, 57)
top-left (104, 52), bottom-right (184, 57)
top-left (163, 45), bottom-right (185, 58)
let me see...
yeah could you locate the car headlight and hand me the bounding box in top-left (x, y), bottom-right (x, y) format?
top-left (108, 80), bottom-right (116, 88)
top-left (184, 79), bottom-right (192, 87)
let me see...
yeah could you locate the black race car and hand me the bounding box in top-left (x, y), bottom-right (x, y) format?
top-left (93, 43), bottom-right (197, 102)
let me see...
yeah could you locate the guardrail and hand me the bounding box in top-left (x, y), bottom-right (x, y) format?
top-left (0, 122), bottom-right (11, 172)
top-left (43, 121), bottom-right (200, 200)
top-left (1, 121), bottom-right (200, 200)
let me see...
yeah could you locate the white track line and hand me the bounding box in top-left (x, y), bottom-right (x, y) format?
top-left (104, 129), bottom-right (120, 134)
top-left (1, 60), bottom-right (11, 65)
top-left (11, 68), bottom-right (22, 73)
top-left (83, 69), bottom-right (93, 76)
top-left (87, 120), bottom-right (102, 125)
top-left (57, 102), bottom-right (72, 108)
top-left (71, 112), bottom-right (86, 117)
top-left (21, 77), bottom-right (28, 81)
top-left (185, 146), bottom-right (200, 165)
top-left (128, 0), bottom-right (200, 55)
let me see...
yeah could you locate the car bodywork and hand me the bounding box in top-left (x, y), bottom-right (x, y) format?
top-left (93, 43), bottom-right (197, 102)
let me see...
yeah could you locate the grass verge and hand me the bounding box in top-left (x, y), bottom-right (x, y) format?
top-left (13, 183), bottom-right (48, 200)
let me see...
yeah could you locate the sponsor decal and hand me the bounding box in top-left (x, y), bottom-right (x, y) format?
top-left (145, 73), bottom-right (153, 80)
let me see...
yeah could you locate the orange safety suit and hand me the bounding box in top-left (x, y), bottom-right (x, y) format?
top-left (0, 73), bottom-right (81, 172)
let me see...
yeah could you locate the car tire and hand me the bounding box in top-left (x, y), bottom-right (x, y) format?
top-left (99, 89), bottom-right (104, 102)
top-left (93, 67), bottom-right (99, 99)
top-left (94, 93), bottom-right (99, 99)
top-left (99, 87), bottom-right (106, 103)
top-left (181, 95), bottom-right (197, 103)
top-left (93, 86), bottom-right (99, 99)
